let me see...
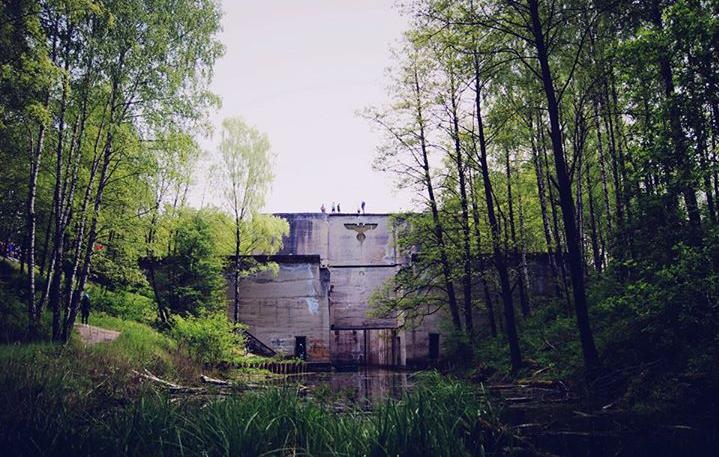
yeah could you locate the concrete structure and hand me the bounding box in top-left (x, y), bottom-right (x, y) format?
top-left (228, 213), bottom-right (555, 367)
top-left (229, 213), bottom-right (424, 366)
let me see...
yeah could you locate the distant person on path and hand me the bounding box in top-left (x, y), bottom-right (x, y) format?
top-left (321, 203), bottom-right (326, 213)
top-left (361, 201), bottom-right (366, 214)
top-left (331, 203), bottom-right (336, 213)
top-left (337, 203), bottom-right (341, 213)
top-left (81, 292), bottom-right (91, 325)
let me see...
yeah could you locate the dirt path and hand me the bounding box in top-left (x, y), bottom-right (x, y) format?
top-left (75, 324), bottom-right (120, 344)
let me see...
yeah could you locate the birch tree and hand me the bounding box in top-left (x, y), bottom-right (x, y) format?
top-left (217, 117), bottom-right (273, 324)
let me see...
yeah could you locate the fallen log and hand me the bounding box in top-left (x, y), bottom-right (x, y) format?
top-left (201, 374), bottom-right (233, 386)
top-left (132, 369), bottom-right (204, 393)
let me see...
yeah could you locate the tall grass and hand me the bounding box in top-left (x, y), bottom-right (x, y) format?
top-left (0, 305), bottom-right (510, 456)
top-left (0, 361), bottom-right (508, 457)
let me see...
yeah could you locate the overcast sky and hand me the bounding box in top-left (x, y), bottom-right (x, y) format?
top-left (191, 0), bottom-right (414, 214)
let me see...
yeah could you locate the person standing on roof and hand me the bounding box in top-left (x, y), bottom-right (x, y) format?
top-left (361, 201), bottom-right (366, 214)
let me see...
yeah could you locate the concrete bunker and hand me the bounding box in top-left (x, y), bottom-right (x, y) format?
top-left (228, 212), bottom-right (556, 368)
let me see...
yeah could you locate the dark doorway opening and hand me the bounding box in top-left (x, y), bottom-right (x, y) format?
top-left (429, 333), bottom-right (439, 360)
top-left (295, 336), bottom-right (307, 360)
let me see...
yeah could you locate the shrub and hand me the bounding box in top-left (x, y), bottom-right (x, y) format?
top-left (86, 286), bottom-right (156, 324)
top-left (0, 259), bottom-right (51, 341)
top-left (151, 209), bottom-right (227, 317)
top-left (170, 313), bottom-right (245, 364)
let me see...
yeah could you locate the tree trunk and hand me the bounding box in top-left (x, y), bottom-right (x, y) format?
top-left (585, 147), bottom-right (603, 272)
top-left (541, 119), bottom-right (572, 310)
top-left (62, 84), bottom-right (118, 341)
top-left (49, 70), bottom-right (70, 341)
top-left (650, 0), bottom-right (701, 235)
top-left (62, 103), bottom-right (107, 334)
top-left (592, 95), bottom-right (612, 259)
top-left (527, 0), bottom-right (600, 371)
top-left (530, 112), bottom-right (562, 297)
top-left (469, 167), bottom-right (497, 337)
top-left (474, 53), bottom-right (521, 371)
top-left (516, 178), bottom-right (532, 312)
top-left (234, 217), bottom-right (241, 323)
top-left (412, 65), bottom-right (463, 333)
top-left (448, 68), bottom-right (474, 336)
top-left (25, 124), bottom-right (46, 339)
top-left (505, 148), bottom-right (529, 317)
top-left (63, 129), bottom-right (113, 342)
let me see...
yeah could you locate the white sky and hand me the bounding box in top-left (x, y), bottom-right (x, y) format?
top-left (191, 0), bottom-right (414, 214)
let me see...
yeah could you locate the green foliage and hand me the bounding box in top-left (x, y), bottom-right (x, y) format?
top-left (0, 313), bottom-right (203, 456)
top-left (170, 313), bottom-right (245, 364)
top-left (474, 302), bottom-right (583, 380)
top-left (85, 285), bottom-right (156, 324)
top-left (91, 250), bottom-right (150, 292)
top-left (153, 208), bottom-right (226, 316)
top-left (597, 236), bottom-right (719, 363)
top-left (0, 259), bottom-right (52, 341)
top-left (217, 117), bottom-right (273, 222)
top-left (369, 213), bottom-right (454, 320)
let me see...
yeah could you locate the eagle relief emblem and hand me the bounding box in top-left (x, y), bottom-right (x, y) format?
top-left (344, 222), bottom-right (378, 242)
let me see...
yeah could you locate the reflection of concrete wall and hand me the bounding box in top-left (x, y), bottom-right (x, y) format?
top-left (228, 260), bottom-right (330, 363)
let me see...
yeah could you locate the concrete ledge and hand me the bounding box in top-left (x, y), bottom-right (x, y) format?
top-left (229, 255), bottom-right (322, 264)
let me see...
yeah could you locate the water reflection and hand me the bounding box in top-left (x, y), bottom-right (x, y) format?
top-left (264, 369), bottom-right (416, 408)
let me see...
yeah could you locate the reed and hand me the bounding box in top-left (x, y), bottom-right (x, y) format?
top-left (0, 359), bottom-right (508, 457)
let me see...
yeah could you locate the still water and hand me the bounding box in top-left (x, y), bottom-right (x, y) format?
top-left (262, 368), bottom-right (418, 407)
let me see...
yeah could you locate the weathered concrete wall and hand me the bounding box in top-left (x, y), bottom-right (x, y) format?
top-left (274, 213), bottom-right (329, 259)
top-left (231, 213), bottom-right (413, 366)
top-left (326, 214), bottom-right (402, 266)
top-left (329, 266), bottom-right (399, 329)
top-left (524, 254), bottom-right (556, 297)
top-left (329, 328), bottom-right (401, 366)
top-left (272, 213), bottom-right (410, 364)
top-left (404, 309), bottom-right (448, 365)
top-left (229, 260), bottom-right (331, 363)
top-left (274, 213), bottom-right (406, 266)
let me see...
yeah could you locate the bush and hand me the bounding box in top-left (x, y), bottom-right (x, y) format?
top-left (0, 259), bottom-right (52, 342)
top-left (151, 209), bottom-right (227, 317)
top-left (170, 313), bottom-right (245, 364)
top-left (473, 301), bottom-right (583, 380)
top-left (86, 286), bottom-right (156, 324)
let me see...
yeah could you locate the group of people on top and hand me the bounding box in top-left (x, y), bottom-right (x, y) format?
top-left (320, 201), bottom-right (366, 215)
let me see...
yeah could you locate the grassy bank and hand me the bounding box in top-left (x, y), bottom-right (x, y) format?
top-left (0, 334), bottom-right (508, 457)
